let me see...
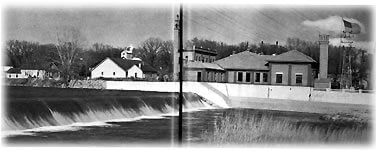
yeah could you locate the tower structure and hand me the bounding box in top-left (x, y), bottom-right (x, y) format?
top-left (173, 14), bottom-right (180, 81)
top-left (314, 34), bottom-right (331, 88)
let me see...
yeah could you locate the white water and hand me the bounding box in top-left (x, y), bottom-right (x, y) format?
top-left (3, 98), bottom-right (215, 137)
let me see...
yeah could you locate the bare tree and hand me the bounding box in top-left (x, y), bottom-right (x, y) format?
top-left (54, 27), bottom-right (85, 84)
top-left (136, 37), bottom-right (163, 68)
top-left (158, 40), bottom-right (173, 74)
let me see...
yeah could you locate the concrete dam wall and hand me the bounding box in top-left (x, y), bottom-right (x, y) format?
top-left (106, 81), bottom-right (374, 107)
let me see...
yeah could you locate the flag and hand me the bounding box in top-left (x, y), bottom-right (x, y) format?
top-left (343, 19), bottom-right (352, 33)
top-left (343, 19), bottom-right (352, 28)
top-left (343, 19), bottom-right (361, 34)
top-left (351, 23), bottom-right (361, 34)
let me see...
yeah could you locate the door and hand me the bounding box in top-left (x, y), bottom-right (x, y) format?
top-left (197, 72), bottom-right (202, 82)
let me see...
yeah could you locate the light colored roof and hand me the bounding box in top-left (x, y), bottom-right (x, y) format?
top-left (214, 51), bottom-right (270, 70)
top-left (184, 61), bottom-right (224, 71)
top-left (267, 50), bottom-right (316, 63)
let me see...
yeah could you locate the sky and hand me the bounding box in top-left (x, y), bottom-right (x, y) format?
top-left (4, 4), bottom-right (375, 53)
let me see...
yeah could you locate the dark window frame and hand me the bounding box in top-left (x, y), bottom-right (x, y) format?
top-left (237, 72), bottom-right (243, 82)
top-left (246, 72), bottom-right (251, 82)
top-left (255, 72), bottom-right (260, 82)
top-left (263, 73), bottom-right (268, 83)
top-left (296, 74), bottom-right (303, 84)
top-left (276, 73), bottom-right (283, 84)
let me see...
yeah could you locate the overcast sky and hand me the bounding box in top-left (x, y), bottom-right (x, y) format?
top-left (4, 5), bottom-right (375, 53)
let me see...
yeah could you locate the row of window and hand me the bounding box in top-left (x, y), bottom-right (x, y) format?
top-left (194, 55), bottom-right (215, 63)
top-left (100, 71), bottom-right (137, 77)
top-left (275, 73), bottom-right (303, 84)
top-left (206, 72), bottom-right (224, 82)
top-left (237, 72), bottom-right (268, 83)
top-left (236, 72), bottom-right (303, 84)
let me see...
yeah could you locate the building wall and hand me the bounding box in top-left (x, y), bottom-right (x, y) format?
top-left (91, 58), bottom-right (127, 79)
top-left (227, 71), bottom-right (235, 83)
top-left (183, 51), bottom-right (195, 62)
top-left (290, 64), bottom-right (309, 86)
top-left (185, 69), bottom-right (225, 82)
top-left (193, 53), bottom-right (216, 63)
top-left (253, 71), bottom-right (269, 84)
top-left (21, 70), bottom-right (46, 79)
top-left (270, 63), bottom-right (289, 85)
top-left (270, 63), bottom-right (311, 86)
top-left (6, 73), bottom-right (23, 79)
top-left (184, 69), bottom-right (203, 82)
top-left (127, 65), bottom-right (143, 78)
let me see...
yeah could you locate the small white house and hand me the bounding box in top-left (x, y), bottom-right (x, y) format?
top-left (90, 57), bottom-right (157, 79)
top-left (6, 67), bottom-right (46, 79)
top-left (21, 69), bottom-right (46, 79)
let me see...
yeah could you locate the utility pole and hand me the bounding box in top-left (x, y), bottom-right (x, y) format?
top-left (174, 3), bottom-right (184, 146)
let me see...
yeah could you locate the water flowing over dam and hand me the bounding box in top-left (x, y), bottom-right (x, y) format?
top-left (3, 86), bottom-right (213, 133)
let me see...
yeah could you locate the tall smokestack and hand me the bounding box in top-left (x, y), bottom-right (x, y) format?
top-left (276, 41), bottom-right (279, 54)
top-left (173, 14), bottom-right (180, 81)
top-left (319, 34), bottom-right (329, 79)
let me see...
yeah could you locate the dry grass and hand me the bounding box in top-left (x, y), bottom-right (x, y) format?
top-left (202, 111), bottom-right (370, 145)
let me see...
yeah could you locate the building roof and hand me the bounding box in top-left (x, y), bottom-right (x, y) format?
top-left (184, 61), bottom-right (224, 71)
top-left (266, 50), bottom-right (316, 63)
top-left (19, 65), bottom-right (45, 70)
top-left (109, 58), bottom-right (158, 73)
top-left (214, 51), bottom-right (271, 71)
top-left (6, 68), bottom-right (21, 74)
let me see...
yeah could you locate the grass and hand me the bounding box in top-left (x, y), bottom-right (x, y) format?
top-left (202, 110), bottom-right (370, 145)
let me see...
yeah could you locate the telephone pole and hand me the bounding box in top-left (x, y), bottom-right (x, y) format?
top-left (174, 3), bottom-right (184, 145)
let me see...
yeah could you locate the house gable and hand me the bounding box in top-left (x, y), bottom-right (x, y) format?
top-left (91, 58), bottom-right (127, 79)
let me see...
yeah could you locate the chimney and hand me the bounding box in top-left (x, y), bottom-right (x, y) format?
top-left (318, 34), bottom-right (329, 79)
top-left (138, 63), bottom-right (142, 68)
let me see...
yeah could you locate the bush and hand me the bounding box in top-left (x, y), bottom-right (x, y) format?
top-left (202, 111), bottom-right (370, 145)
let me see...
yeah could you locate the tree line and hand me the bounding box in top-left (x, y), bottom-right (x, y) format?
top-left (5, 34), bottom-right (372, 88)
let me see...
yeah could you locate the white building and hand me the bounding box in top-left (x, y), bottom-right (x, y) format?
top-left (91, 58), bottom-right (157, 79)
top-left (5, 67), bottom-right (46, 79)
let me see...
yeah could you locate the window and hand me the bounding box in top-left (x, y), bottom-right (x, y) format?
top-left (9, 75), bottom-right (11, 78)
top-left (135, 73), bottom-right (137, 78)
top-left (101, 72), bottom-right (104, 76)
top-left (246, 72), bottom-right (251, 82)
top-left (237, 72), bottom-right (243, 82)
top-left (16, 75), bottom-right (18, 78)
top-left (276, 73), bottom-right (283, 84)
top-left (113, 72), bottom-right (116, 76)
top-left (214, 73), bottom-right (217, 82)
top-left (255, 73), bottom-right (260, 82)
top-left (296, 73), bottom-right (303, 84)
top-left (185, 56), bottom-right (188, 60)
top-left (126, 71), bottom-right (128, 77)
top-left (263, 73), bottom-right (268, 82)
top-left (37, 71), bottom-right (39, 76)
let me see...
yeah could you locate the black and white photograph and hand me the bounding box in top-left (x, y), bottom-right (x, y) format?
top-left (0, 0), bottom-right (375, 148)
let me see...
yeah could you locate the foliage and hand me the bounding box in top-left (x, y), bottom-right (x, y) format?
top-left (202, 111), bottom-right (370, 145)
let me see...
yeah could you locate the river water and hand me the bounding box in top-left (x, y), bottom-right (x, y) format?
top-left (2, 86), bottom-right (370, 146)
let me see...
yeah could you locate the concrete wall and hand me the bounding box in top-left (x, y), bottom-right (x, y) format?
top-left (105, 81), bottom-right (373, 107)
top-left (311, 91), bottom-right (373, 105)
